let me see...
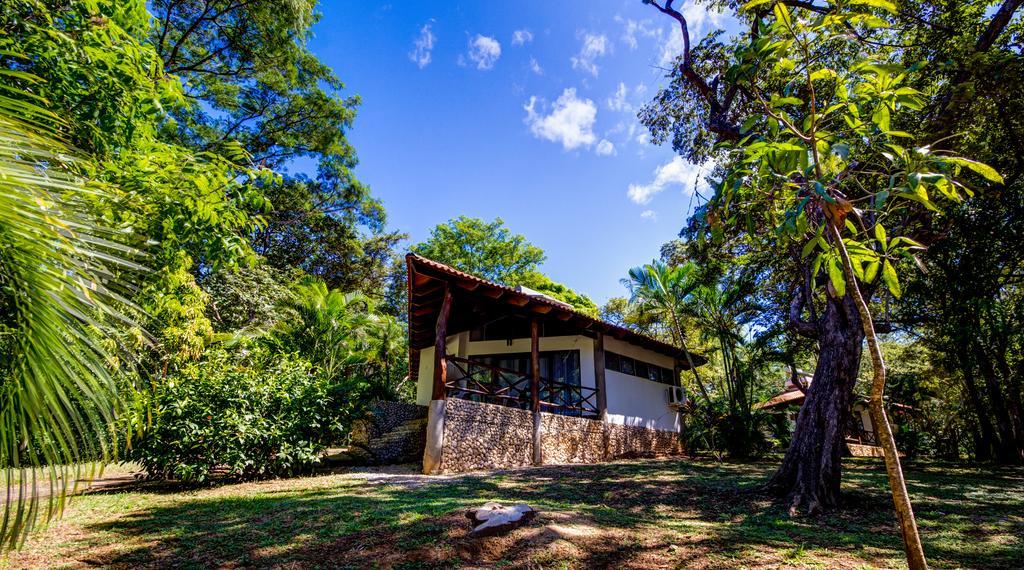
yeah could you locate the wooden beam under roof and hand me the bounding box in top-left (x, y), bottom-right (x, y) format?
top-left (413, 273), bottom-right (433, 287)
top-left (507, 296), bottom-right (529, 307)
top-left (411, 306), bottom-right (435, 317)
top-left (415, 282), bottom-right (447, 297)
top-left (455, 280), bottom-right (481, 292)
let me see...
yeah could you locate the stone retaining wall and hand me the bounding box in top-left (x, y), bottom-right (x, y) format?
top-left (349, 401), bottom-right (428, 464)
top-left (538, 412), bottom-right (605, 464)
top-left (439, 398), bottom-right (534, 473)
top-left (606, 422), bottom-right (684, 458)
top-left (433, 399), bottom-right (683, 473)
top-left (351, 401), bottom-right (427, 442)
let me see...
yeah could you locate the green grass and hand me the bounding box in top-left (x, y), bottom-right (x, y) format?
top-left (4, 458), bottom-right (1021, 569)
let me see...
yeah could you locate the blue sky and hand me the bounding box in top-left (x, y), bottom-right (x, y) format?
top-left (303, 1), bottom-right (730, 303)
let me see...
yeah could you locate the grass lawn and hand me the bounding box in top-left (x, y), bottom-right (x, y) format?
top-left (4, 457), bottom-right (1021, 569)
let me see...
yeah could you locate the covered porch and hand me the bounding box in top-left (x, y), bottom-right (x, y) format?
top-left (406, 253), bottom-right (702, 420)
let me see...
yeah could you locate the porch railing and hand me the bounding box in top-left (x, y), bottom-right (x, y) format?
top-left (444, 356), bottom-right (599, 418)
top-left (845, 426), bottom-right (878, 445)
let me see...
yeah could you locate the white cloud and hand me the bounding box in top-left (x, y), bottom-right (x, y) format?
top-left (617, 17), bottom-right (660, 50)
top-left (570, 32), bottom-right (609, 76)
top-left (641, 209), bottom-right (658, 221)
top-left (409, 22), bottom-right (435, 69)
top-left (607, 82), bottom-right (631, 112)
top-left (524, 88), bottom-right (598, 151)
top-left (658, 3), bottom-right (725, 68)
top-left (627, 156), bottom-right (711, 205)
top-left (511, 29), bottom-right (534, 46)
top-left (596, 139), bottom-right (616, 156)
top-left (466, 34), bottom-right (501, 70)
top-left (528, 57), bottom-right (543, 75)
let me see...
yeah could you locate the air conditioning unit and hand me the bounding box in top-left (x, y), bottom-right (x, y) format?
top-left (667, 386), bottom-right (686, 406)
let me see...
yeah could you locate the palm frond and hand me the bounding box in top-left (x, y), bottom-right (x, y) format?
top-left (0, 84), bottom-right (143, 548)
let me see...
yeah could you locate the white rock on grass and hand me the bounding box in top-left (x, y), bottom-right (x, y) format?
top-left (466, 502), bottom-right (537, 537)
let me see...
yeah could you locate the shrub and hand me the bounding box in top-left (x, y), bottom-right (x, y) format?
top-left (681, 399), bottom-right (776, 459)
top-left (130, 348), bottom-right (348, 482)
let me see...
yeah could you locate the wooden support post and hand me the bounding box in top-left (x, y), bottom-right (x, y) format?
top-left (431, 286), bottom-right (453, 400)
top-left (594, 333), bottom-right (608, 417)
top-left (530, 318), bottom-right (542, 465)
top-left (530, 318), bottom-right (540, 413)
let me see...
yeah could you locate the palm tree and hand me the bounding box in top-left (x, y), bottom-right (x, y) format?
top-left (689, 281), bottom-right (753, 414)
top-left (272, 280), bottom-right (408, 403)
top-left (623, 261), bottom-right (711, 404)
top-left (1, 77), bottom-right (143, 547)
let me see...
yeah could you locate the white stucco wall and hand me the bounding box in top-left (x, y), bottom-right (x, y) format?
top-left (601, 336), bottom-right (680, 431)
top-left (414, 332), bottom-right (680, 432)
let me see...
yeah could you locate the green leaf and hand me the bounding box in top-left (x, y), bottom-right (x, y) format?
top-left (828, 257), bottom-right (847, 297)
top-left (942, 157), bottom-right (1005, 184)
top-left (811, 253), bottom-right (824, 282)
top-left (893, 236), bottom-right (925, 249)
top-left (773, 2), bottom-right (793, 28)
top-left (874, 223), bottom-right (887, 247)
top-left (772, 96), bottom-right (803, 107)
top-left (864, 260), bottom-right (881, 283)
top-left (881, 260), bottom-right (901, 297)
top-left (871, 104), bottom-right (891, 131)
top-left (809, 68), bottom-right (837, 82)
top-left (850, 0), bottom-right (898, 14)
top-left (801, 238), bottom-right (818, 259)
top-left (741, 0), bottom-right (775, 11)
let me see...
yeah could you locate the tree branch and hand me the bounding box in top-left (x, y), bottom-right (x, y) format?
top-left (977, 0), bottom-right (1024, 52)
top-left (788, 282), bottom-right (820, 339)
top-left (648, 0), bottom-right (742, 141)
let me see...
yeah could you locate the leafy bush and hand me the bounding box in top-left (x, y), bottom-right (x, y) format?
top-left (681, 399), bottom-right (777, 459)
top-left (130, 347), bottom-right (348, 482)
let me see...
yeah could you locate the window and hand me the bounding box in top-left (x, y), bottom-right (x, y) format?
top-left (605, 351), bottom-right (620, 372)
top-left (619, 356), bottom-right (635, 376)
top-left (470, 350), bottom-right (581, 387)
top-left (605, 350), bottom-right (677, 386)
top-left (647, 365), bottom-right (662, 383)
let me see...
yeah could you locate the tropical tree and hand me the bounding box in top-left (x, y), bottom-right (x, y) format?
top-left (623, 261), bottom-right (710, 402)
top-left (272, 280), bottom-right (405, 395)
top-left (150, 0), bottom-right (404, 297)
top-left (640, 0), bottom-right (1007, 565)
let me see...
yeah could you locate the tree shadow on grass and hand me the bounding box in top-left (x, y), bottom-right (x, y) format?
top-left (54, 458), bottom-right (1024, 569)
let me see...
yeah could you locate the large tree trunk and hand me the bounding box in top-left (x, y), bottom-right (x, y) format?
top-left (973, 340), bottom-right (1024, 463)
top-left (767, 294), bottom-right (864, 514)
top-left (959, 358), bottom-right (996, 461)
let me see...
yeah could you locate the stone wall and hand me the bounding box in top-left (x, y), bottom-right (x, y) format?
top-left (439, 398), bottom-right (534, 473)
top-left (349, 401), bottom-right (428, 464)
top-left (606, 422), bottom-right (684, 458)
top-left (538, 412), bottom-right (605, 464)
top-left (351, 401), bottom-right (427, 442)
top-left (433, 399), bottom-right (684, 473)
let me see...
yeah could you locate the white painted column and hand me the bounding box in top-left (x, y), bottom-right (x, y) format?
top-left (422, 399), bottom-right (447, 474)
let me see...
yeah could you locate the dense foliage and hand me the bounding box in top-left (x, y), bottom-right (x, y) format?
top-left (131, 348), bottom-right (340, 482)
top-left (635, 0), bottom-right (1021, 563)
top-left (0, 0), bottom-right (410, 536)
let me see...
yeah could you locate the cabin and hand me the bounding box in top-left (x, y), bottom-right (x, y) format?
top-left (757, 368), bottom-right (898, 457)
top-left (406, 254), bottom-right (706, 474)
